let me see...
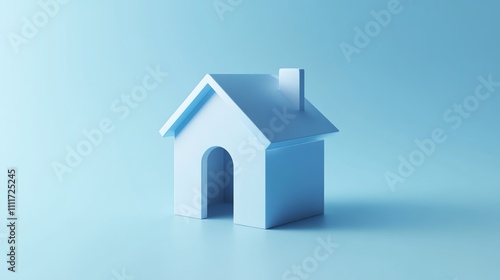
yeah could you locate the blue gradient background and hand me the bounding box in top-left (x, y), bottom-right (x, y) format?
top-left (1, 1), bottom-right (499, 279)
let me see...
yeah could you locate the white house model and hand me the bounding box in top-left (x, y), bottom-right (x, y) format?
top-left (159, 68), bottom-right (338, 229)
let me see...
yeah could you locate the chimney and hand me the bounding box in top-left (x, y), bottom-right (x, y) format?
top-left (279, 68), bottom-right (305, 111)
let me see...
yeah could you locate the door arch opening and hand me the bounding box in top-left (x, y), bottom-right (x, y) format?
top-left (202, 146), bottom-right (234, 218)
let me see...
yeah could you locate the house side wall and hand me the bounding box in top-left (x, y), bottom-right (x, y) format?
top-left (173, 91), bottom-right (267, 228)
top-left (265, 141), bottom-right (324, 228)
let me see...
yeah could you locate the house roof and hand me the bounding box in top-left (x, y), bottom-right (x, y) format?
top-left (159, 74), bottom-right (338, 146)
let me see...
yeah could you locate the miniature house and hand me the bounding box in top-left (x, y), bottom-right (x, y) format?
top-left (159, 68), bottom-right (338, 229)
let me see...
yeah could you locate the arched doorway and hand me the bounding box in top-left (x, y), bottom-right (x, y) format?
top-left (202, 146), bottom-right (234, 218)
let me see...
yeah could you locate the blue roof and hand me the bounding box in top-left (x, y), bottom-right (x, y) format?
top-left (160, 73), bottom-right (338, 145)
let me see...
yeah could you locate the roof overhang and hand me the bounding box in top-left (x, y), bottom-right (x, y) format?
top-left (159, 75), bottom-right (271, 147)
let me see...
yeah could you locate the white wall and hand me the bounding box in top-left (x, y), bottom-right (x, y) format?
top-left (173, 90), bottom-right (267, 228)
top-left (265, 141), bottom-right (324, 228)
